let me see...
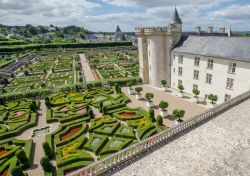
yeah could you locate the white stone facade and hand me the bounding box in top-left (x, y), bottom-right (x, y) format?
top-left (171, 52), bottom-right (250, 104)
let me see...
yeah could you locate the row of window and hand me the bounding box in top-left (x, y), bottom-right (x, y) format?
top-left (175, 55), bottom-right (237, 74)
top-left (177, 68), bottom-right (234, 89)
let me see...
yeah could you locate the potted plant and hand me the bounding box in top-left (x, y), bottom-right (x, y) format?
top-left (192, 88), bottom-right (200, 103)
top-left (161, 80), bottom-right (168, 91)
top-left (178, 84), bottom-right (185, 98)
top-left (159, 101), bottom-right (169, 117)
top-left (127, 80), bottom-right (135, 95)
top-left (173, 109), bottom-right (185, 124)
top-left (145, 93), bottom-right (154, 107)
top-left (208, 94), bottom-right (218, 108)
top-left (135, 87), bottom-right (143, 100)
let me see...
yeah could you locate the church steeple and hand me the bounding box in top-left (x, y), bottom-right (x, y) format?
top-left (116, 25), bottom-right (122, 33)
top-left (172, 7), bottom-right (182, 24)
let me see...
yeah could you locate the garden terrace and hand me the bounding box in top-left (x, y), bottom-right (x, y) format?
top-left (0, 138), bottom-right (33, 176)
top-left (4, 54), bottom-right (83, 92)
top-left (86, 50), bottom-right (139, 80)
top-left (0, 99), bottom-right (39, 140)
top-left (45, 86), bottom-right (167, 175)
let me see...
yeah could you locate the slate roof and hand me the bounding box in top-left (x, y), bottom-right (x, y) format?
top-left (172, 36), bottom-right (250, 62)
top-left (172, 7), bottom-right (182, 24)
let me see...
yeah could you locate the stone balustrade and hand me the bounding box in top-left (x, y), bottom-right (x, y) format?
top-left (69, 90), bottom-right (250, 176)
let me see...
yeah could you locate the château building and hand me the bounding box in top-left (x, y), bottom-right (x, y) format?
top-left (136, 7), bottom-right (250, 104)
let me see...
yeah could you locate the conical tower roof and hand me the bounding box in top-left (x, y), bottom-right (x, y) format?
top-left (116, 25), bottom-right (122, 33)
top-left (172, 7), bottom-right (182, 24)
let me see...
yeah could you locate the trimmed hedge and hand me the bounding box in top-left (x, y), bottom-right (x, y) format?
top-left (84, 134), bottom-right (108, 155)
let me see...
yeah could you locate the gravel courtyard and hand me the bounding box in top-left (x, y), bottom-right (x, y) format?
top-left (112, 98), bottom-right (250, 176)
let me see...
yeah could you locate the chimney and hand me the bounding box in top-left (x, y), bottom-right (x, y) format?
top-left (208, 26), bottom-right (213, 33)
top-left (219, 27), bottom-right (226, 33)
top-left (196, 26), bottom-right (201, 34)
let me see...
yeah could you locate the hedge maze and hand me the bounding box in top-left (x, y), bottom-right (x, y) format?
top-left (0, 99), bottom-right (39, 175)
top-left (45, 87), bottom-right (166, 175)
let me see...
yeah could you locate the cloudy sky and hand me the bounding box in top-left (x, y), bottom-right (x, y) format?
top-left (0, 0), bottom-right (250, 32)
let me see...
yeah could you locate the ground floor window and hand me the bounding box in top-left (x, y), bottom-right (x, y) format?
top-left (178, 80), bottom-right (182, 86)
top-left (193, 84), bottom-right (198, 89)
top-left (224, 94), bottom-right (231, 102)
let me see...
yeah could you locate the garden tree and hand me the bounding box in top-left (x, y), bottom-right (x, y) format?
top-left (41, 83), bottom-right (46, 88)
top-left (145, 93), bottom-right (154, 102)
top-left (43, 69), bottom-right (47, 74)
top-left (15, 149), bottom-right (29, 168)
top-left (148, 108), bottom-right (155, 122)
top-left (42, 142), bottom-right (53, 159)
top-left (30, 101), bottom-right (38, 112)
top-left (135, 87), bottom-right (143, 95)
top-left (208, 94), bottom-right (218, 104)
top-left (114, 83), bottom-right (121, 93)
top-left (173, 109), bottom-right (185, 122)
top-left (40, 156), bottom-right (53, 172)
top-left (161, 80), bottom-right (167, 87)
top-left (30, 85), bottom-right (35, 89)
top-left (79, 77), bottom-right (83, 82)
top-left (99, 102), bottom-right (103, 113)
top-left (88, 109), bottom-right (94, 119)
top-left (159, 101), bottom-right (168, 111)
top-left (45, 97), bottom-right (50, 107)
top-left (178, 84), bottom-right (185, 93)
top-left (156, 115), bottom-right (163, 125)
top-left (51, 68), bottom-right (54, 73)
top-left (24, 71), bottom-right (29, 76)
top-left (193, 88), bottom-right (200, 97)
top-left (0, 77), bottom-right (9, 84)
top-left (2, 89), bottom-right (7, 93)
top-left (10, 166), bottom-right (25, 176)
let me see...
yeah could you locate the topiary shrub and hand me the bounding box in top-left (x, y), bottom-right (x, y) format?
top-left (42, 142), bottom-right (53, 159)
top-left (88, 109), bottom-right (94, 119)
top-left (40, 156), bottom-right (53, 172)
top-left (16, 149), bottom-right (29, 168)
top-left (156, 115), bottom-right (163, 125)
top-left (148, 108), bottom-right (155, 122)
top-left (10, 166), bottom-right (25, 176)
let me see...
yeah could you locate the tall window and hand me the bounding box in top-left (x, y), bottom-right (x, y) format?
top-left (193, 70), bottom-right (199, 80)
top-left (193, 84), bottom-right (198, 89)
top-left (224, 94), bottom-right (231, 102)
top-left (178, 80), bottom-right (182, 86)
top-left (207, 59), bottom-right (214, 69)
top-left (206, 73), bottom-right (212, 84)
top-left (178, 67), bottom-right (183, 76)
top-left (226, 78), bottom-right (234, 89)
top-left (194, 57), bottom-right (200, 66)
top-left (178, 55), bottom-right (183, 64)
top-left (228, 63), bottom-right (236, 74)
top-left (173, 55), bottom-right (176, 60)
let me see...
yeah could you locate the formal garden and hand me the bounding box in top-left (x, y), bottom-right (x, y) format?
top-left (4, 54), bottom-right (83, 92)
top-left (0, 99), bottom-right (39, 176)
top-left (86, 50), bottom-right (139, 79)
top-left (44, 86), bottom-right (167, 175)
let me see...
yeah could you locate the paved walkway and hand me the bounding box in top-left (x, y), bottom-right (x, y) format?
top-left (16, 100), bottom-right (59, 175)
top-left (79, 54), bottom-right (96, 82)
top-left (122, 85), bottom-right (207, 127)
top-left (112, 98), bottom-right (250, 176)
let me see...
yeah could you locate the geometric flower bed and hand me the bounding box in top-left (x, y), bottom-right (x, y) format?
top-left (0, 99), bottom-right (39, 140)
top-left (45, 87), bottom-right (166, 175)
top-left (0, 138), bottom-right (33, 176)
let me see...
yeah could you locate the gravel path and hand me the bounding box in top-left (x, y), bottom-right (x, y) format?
top-left (79, 54), bottom-right (96, 82)
top-left (122, 85), bottom-right (207, 127)
top-left (112, 98), bottom-right (250, 176)
top-left (16, 100), bottom-right (59, 175)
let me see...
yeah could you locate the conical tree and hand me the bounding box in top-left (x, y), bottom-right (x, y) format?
top-left (40, 156), bottom-right (53, 172)
top-left (10, 166), bottom-right (25, 176)
top-left (42, 142), bottom-right (53, 159)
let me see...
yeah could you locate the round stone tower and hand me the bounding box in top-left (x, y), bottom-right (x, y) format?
top-left (136, 7), bottom-right (182, 87)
